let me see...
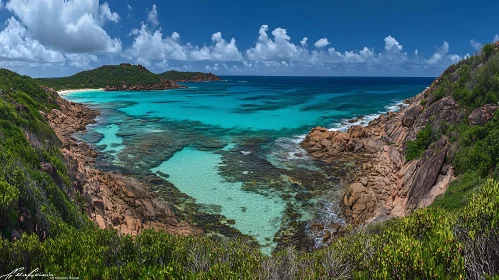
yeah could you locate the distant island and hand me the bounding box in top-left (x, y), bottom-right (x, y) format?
top-left (35, 63), bottom-right (221, 91)
top-left (157, 70), bottom-right (222, 82)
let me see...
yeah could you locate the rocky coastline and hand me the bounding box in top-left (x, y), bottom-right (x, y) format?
top-left (301, 73), bottom-right (499, 225)
top-left (43, 86), bottom-right (200, 236)
top-left (104, 79), bottom-right (187, 91)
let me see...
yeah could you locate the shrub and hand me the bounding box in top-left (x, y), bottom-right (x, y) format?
top-left (482, 44), bottom-right (495, 59)
top-left (405, 125), bottom-right (434, 161)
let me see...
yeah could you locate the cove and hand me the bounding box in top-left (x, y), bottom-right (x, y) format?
top-left (64, 76), bottom-right (433, 252)
top-left (151, 147), bottom-right (286, 254)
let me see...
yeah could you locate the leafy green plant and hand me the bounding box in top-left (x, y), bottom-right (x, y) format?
top-left (405, 125), bottom-right (434, 161)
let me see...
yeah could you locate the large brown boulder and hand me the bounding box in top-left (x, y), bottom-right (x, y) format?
top-left (406, 137), bottom-right (449, 210)
top-left (343, 183), bottom-right (377, 224)
top-left (402, 105), bottom-right (423, 127)
top-left (419, 97), bottom-right (461, 126)
top-left (468, 104), bottom-right (499, 126)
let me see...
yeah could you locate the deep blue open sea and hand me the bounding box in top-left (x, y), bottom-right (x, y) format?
top-left (64, 76), bottom-right (433, 253)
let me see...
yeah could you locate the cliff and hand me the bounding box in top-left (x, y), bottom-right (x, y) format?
top-left (301, 41), bottom-right (499, 225)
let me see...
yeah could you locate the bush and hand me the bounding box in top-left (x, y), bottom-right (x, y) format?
top-left (405, 125), bottom-right (434, 161)
top-left (482, 44), bottom-right (495, 59)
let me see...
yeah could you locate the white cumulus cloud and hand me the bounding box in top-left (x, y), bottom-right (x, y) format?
top-left (190, 32), bottom-right (243, 61)
top-left (384, 35), bottom-right (403, 51)
top-left (245, 25), bottom-right (307, 61)
top-left (6, 0), bottom-right (122, 53)
top-left (125, 25), bottom-right (244, 65)
top-left (314, 38), bottom-right (330, 48)
top-left (494, 34), bottom-right (499, 42)
top-left (427, 41), bottom-right (449, 64)
top-left (0, 17), bottom-right (64, 62)
top-left (470, 39), bottom-right (483, 50)
top-left (300, 37), bottom-right (308, 47)
top-left (125, 24), bottom-right (187, 65)
top-left (147, 4), bottom-right (159, 26)
top-left (426, 41), bottom-right (461, 65)
top-left (65, 53), bottom-right (98, 68)
top-left (381, 35), bottom-right (407, 62)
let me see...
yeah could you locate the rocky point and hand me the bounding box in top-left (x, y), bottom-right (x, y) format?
top-left (301, 75), bottom-right (469, 225)
top-left (43, 86), bottom-right (200, 236)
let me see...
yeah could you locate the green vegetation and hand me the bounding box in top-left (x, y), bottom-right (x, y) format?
top-left (1, 179), bottom-right (498, 279)
top-left (35, 64), bottom-right (162, 90)
top-left (35, 65), bottom-right (220, 91)
top-left (423, 44), bottom-right (499, 214)
top-left (157, 70), bottom-right (219, 81)
top-left (1, 43), bottom-right (499, 278)
top-left (0, 69), bottom-right (88, 241)
top-left (405, 125), bottom-right (434, 161)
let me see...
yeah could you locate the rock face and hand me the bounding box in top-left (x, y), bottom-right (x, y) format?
top-left (104, 79), bottom-right (186, 91)
top-left (301, 81), bottom-right (462, 224)
top-left (43, 86), bottom-right (200, 236)
top-left (468, 104), bottom-right (499, 126)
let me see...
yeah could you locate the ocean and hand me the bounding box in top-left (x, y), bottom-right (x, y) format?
top-left (64, 76), bottom-right (433, 253)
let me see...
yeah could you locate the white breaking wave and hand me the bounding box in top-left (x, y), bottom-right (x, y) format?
top-left (328, 99), bottom-right (406, 132)
top-left (268, 100), bottom-right (407, 167)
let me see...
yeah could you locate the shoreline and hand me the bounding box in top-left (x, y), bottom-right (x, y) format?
top-left (52, 83), bottom-right (440, 249)
top-left (44, 86), bottom-right (201, 236)
top-left (58, 88), bottom-right (104, 96)
top-left (301, 75), bottom-right (457, 225)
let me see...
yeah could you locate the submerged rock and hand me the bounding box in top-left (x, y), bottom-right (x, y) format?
top-left (45, 86), bottom-right (202, 237)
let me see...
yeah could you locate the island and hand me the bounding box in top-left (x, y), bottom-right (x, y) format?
top-left (157, 70), bottom-right (222, 82)
top-left (35, 63), bottom-right (221, 91)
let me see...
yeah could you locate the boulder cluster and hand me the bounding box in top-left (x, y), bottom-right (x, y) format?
top-left (301, 84), bottom-right (468, 224)
top-left (104, 79), bottom-right (186, 91)
top-left (43, 86), bottom-right (200, 236)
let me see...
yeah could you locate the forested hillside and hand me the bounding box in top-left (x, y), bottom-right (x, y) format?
top-left (36, 64), bottom-right (163, 90)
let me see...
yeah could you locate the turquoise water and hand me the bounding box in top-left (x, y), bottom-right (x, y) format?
top-left (64, 76), bottom-right (433, 252)
top-left (95, 124), bottom-right (124, 154)
top-left (151, 147), bottom-right (285, 254)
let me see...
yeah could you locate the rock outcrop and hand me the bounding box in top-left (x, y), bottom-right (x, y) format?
top-left (468, 104), bottom-right (499, 126)
top-left (43, 86), bottom-right (200, 236)
top-left (301, 83), bottom-right (463, 224)
top-left (104, 79), bottom-right (186, 91)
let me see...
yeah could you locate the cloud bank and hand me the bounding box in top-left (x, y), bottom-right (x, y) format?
top-left (0, 0), bottom-right (487, 76)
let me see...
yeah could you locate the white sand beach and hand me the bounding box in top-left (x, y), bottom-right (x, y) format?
top-left (58, 88), bottom-right (104, 96)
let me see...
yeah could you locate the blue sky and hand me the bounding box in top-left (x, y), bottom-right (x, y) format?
top-left (0, 0), bottom-right (497, 77)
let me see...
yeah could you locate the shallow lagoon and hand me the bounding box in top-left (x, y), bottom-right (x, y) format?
top-left (65, 76), bottom-right (432, 252)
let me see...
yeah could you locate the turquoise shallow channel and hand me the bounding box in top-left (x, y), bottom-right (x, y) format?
top-left (64, 76), bottom-right (433, 254)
